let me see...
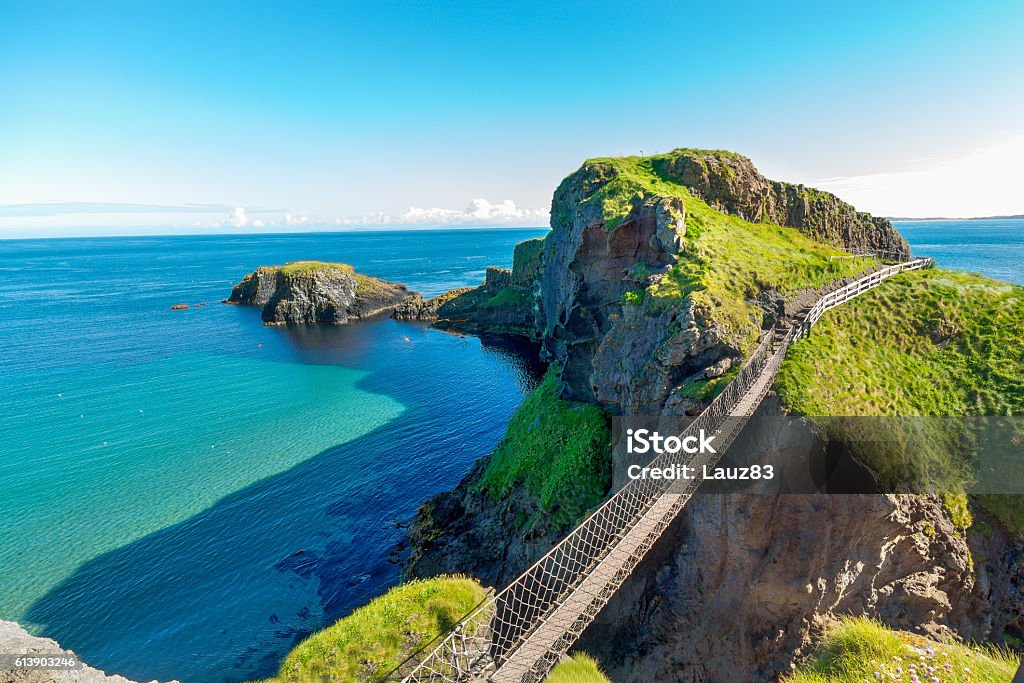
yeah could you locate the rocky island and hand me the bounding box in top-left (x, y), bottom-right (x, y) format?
top-left (225, 260), bottom-right (419, 325)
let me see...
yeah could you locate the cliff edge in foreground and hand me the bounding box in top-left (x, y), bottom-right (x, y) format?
top-left (225, 260), bottom-right (419, 325)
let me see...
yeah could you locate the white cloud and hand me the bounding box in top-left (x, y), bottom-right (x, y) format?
top-left (815, 133), bottom-right (1024, 218)
top-left (284, 213), bottom-right (309, 226)
top-left (227, 207), bottom-right (250, 227)
top-left (398, 198), bottom-right (547, 225)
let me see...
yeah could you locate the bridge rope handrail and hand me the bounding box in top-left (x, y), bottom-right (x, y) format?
top-left (390, 252), bottom-right (932, 683)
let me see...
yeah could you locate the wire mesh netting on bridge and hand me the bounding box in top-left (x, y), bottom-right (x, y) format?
top-left (387, 255), bottom-right (932, 683)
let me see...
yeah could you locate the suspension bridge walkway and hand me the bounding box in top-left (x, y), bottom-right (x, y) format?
top-left (393, 254), bottom-right (932, 683)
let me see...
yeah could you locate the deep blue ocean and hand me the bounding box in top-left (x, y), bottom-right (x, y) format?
top-left (0, 219), bottom-right (1020, 683)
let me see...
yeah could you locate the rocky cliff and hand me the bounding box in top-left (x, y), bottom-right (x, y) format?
top-left (541, 149), bottom-right (903, 414)
top-left (225, 261), bottom-right (418, 325)
top-left (572, 404), bottom-right (1022, 680)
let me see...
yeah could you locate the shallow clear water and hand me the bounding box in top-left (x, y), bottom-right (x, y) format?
top-left (0, 229), bottom-right (547, 682)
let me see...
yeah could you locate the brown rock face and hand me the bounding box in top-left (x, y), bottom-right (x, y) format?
top-left (662, 149), bottom-right (910, 257)
top-left (579, 405), bottom-right (1021, 680)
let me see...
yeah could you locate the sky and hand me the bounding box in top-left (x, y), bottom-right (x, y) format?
top-left (1, 0), bottom-right (1023, 237)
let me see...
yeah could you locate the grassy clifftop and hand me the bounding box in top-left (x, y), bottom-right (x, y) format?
top-left (276, 260), bottom-right (356, 277)
top-left (476, 367), bottom-right (612, 526)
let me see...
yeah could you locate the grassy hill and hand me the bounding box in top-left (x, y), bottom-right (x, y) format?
top-left (476, 366), bottom-right (613, 527)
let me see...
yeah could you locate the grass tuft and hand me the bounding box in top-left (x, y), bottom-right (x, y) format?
top-left (270, 576), bottom-right (487, 683)
top-left (545, 654), bottom-right (611, 683)
top-left (783, 616), bottom-right (1020, 683)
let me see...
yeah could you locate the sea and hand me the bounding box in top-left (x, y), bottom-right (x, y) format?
top-left (0, 219), bottom-right (1020, 683)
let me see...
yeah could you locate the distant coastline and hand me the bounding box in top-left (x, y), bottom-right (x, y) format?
top-left (890, 213), bottom-right (1024, 222)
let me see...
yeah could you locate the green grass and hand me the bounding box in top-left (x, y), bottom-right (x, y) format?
top-left (943, 493), bottom-right (974, 531)
top-left (277, 260), bottom-right (355, 277)
top-left (476, 366), bottom-right (612, 526)
top-left (621, 289), bottom-right (644, 306)
top-left (269, 576), bottom-right (487, 683)
top-left (353, 272), bottom-right (401, 298)
top-left (545, 654), bottom-right (611, 683)
top-left (778, 270), bottom-right (1024, 418)
top-left (776, 269), bottom-right (1024, 531)
top-left (563, 151), bottom-right (876, 352)
top-left (512, 237), bottom-right (545, 286)
top-left (783, 617), bottom-right (1019, 683)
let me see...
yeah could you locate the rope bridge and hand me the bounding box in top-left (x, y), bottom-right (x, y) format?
top-left (391, 255), bottom-right (933, 683)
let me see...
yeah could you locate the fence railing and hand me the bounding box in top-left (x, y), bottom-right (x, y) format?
top-left (391, 253), bottom-right (931, 683)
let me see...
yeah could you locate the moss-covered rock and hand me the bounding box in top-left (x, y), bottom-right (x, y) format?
top-left (541, 149), bottom-right (888, 414)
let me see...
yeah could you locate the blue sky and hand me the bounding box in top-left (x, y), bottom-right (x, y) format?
top-left (1, 0), bottom-right (1023, 235)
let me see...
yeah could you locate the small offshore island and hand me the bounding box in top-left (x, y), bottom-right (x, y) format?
top-left (226, 239), bottom-right (545, 338)
top-left (224, 260), bottom-right (418, 325)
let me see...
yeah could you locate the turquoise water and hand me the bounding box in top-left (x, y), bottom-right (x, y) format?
top-left (0, 229), bottom-right (547, 682)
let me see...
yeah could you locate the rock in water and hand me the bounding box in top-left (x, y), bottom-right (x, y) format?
top-left (224, 261), bottom-right (419, 326)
